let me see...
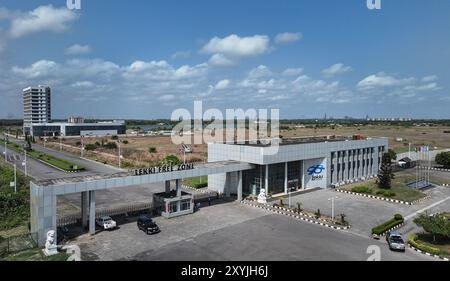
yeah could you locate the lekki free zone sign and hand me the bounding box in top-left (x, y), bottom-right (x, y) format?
top-left (303, 158), bottom-right (327, 189)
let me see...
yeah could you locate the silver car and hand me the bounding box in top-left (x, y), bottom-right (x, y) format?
top-left (386, 231), bottom-right (406, 252)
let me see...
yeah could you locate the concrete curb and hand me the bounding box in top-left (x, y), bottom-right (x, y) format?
top-left (428, 167), bottom-right (450, 173)
top-left (335, 189), bottom-right (431, 206)
top-left (80, 157), bottom-right (126, 172)
top-left (441, 184), bottom-right (450, 187)
top-left (409, 245), bottom-right (449, 261)
top-left (241, 200), bottom-right (351, 231)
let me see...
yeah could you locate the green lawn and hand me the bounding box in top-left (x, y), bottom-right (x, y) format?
top-left (2, 248), bottom-right (70, 261)
top-left (343, 173), bottom-right (427, 202)
top-left (0, 161), bottom-right (30, 231)
top-left (183, 176), bottom-right (208, 189)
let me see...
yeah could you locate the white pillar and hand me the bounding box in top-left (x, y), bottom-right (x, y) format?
top-left (237, 171), bottom-right (243, 201)
top-left (81, 192), bottom-right (88, 229)
top-left (89, 191), bottom-right (96, 235)
top-left (265, 165), bottom-right (269, 194)
top-left (226, 172), bottom-right (231, 198)
top-left (284, 162), bottom-right (288, 194)
top-left (176, 179), bottom-right (181, 197)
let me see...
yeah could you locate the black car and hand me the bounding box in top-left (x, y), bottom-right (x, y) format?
top-left (137, 215), bottom-right (160, 235)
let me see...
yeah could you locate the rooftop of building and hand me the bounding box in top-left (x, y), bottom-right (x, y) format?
top-left (221, 135), bottom-right (386, 147)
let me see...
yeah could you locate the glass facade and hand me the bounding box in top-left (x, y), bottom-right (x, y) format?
top-left (30, 124), bottom-right (126, 137)
top-left (180, 199), bottom-right (191, 211)
top-left (242, 161), bottom-right (303, 196)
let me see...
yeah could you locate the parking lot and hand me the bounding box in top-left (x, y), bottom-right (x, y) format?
top-left (70, 200), bottom-right (438, 261)
top-left (286, 185), bottom-right (450, 237)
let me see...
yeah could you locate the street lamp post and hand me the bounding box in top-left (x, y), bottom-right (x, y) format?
top-left (118, 141), bottom-right (122, 169)
top-left (3, 133), bottom-right (7, 161)
top-left (81, 136), bottom-right (84, 157)
top-left (23, 149), bottom-right (27, 177)
top-left (328, 196), bottom-right (339, 222)
top-left (408, 143), bottom-right (412, 159)
top-left (13, 163), bottom-right (17, 193)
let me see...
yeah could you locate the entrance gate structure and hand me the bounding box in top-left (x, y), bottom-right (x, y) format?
top-left (30, 161), bottom-right (254, 246)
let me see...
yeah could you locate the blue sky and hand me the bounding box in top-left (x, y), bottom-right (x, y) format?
top-left (0, 0), bottom-right (449, 119)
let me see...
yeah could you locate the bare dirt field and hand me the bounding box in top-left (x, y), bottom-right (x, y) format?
top-left (39, 125), bottom-right (450, 168)
top-left (281, 125), bottom-right (450, 152)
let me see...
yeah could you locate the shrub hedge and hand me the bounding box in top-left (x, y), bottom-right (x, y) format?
top-left (351, 186), bottom-right (372, 194)
top-left (408, 234), bottom-right (441, 255)
top-left (371, 214), bottom-right (404, 235)
top-left (376, 190), bottom-right (396, 197)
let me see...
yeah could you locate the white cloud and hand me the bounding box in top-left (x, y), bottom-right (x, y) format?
top-left (70, 81), bottom-right (95, 88)
top-left (415, 82), bottom-right (441, 91)
top-left (421, 75), bottom-right (438, 83)
top-left (158, 94), bottom-right (176, 102)
top-left (214, 79), bottom-right (230, 90)
top-left (274, 32), bottom-right (303, 45)
top-left (201, 34), bottom-right (270, 58)
top-left (208, 53), bottom-right (236, 67)
top-left (124, 60), bottom-right (208, 81)
top-left (65, 44), bottom-right (92, 55)
top-left (248, 65), bottom-right (273, 79)
top-left (282, 68), bottom-right (303, 76)
top-left (322, 63), bottom-right (352, 77)
top-left (9, 5), bottom-right (78, 39)
top-left (171, 50), bottom-right (191, 60)
top-left (12, 60), bottom-right (58, 78)
top-left (357, 73), bottom-right (414, 90)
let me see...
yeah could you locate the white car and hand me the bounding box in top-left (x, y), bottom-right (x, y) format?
top-left (95, 216), bottom-right (117, 230)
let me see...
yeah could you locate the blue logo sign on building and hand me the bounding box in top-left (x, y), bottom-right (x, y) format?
top-left (307, 165), bottom-right (325, 181)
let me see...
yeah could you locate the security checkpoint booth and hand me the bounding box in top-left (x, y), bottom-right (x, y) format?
top-left (30, 161), bottom-right (254, 246)
top-left (153, 180), bottom-right (194, 218)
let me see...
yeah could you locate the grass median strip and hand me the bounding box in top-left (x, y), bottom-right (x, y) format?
top-left (372, 214), bottom-right (404, 236)
top-left (5, 141), bottom-right (84, 172)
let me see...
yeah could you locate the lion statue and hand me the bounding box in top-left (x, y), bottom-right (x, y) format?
top-left (43, 230), bottom-right (58, 256)
top-left (257, 189), bottom-right (267, 204)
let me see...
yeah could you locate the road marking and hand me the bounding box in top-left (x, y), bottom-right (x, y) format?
top-left (404, 196), bottom-right (450, 221)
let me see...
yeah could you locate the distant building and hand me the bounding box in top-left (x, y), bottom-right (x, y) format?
top-left (23, 86), bottom-right (51, 134)
top-left (22, 85), bottom-right (126, 137)
top-left (68, 116), bottom-right (85, 124)
top-left (29, 121), bottom-right (126, 137)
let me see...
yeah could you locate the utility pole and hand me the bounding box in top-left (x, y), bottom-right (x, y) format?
top-left (3, 133), bottom-right (7, 161)
top-left (60, 135), bottom-right (63, 151)
top-left (81, 136), bottom-right (84, 157)
top-left (14, 163), bottom-right (17, 193)
top-left (118, 141), bottom-right (122, 169)
top-left (23, 149), bottom-right (27, 177)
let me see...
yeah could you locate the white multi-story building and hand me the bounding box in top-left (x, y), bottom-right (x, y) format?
top-left (23, 86), bottom-right (51, 134)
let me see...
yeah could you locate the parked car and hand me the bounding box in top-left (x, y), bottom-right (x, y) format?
top-left (386, 231), bottom-right (406, 252)
top-left (137, 215), bottom-right (160, 235)
top-left (95, 216), bottom-right (117, 230)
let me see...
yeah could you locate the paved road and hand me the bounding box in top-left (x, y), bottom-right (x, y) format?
top-left (1, 143), bottom-right (69, 180)
top-left (72, 202), bottom-right (436, 261)
top-left (1, 138), bottom-right (121, 180)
